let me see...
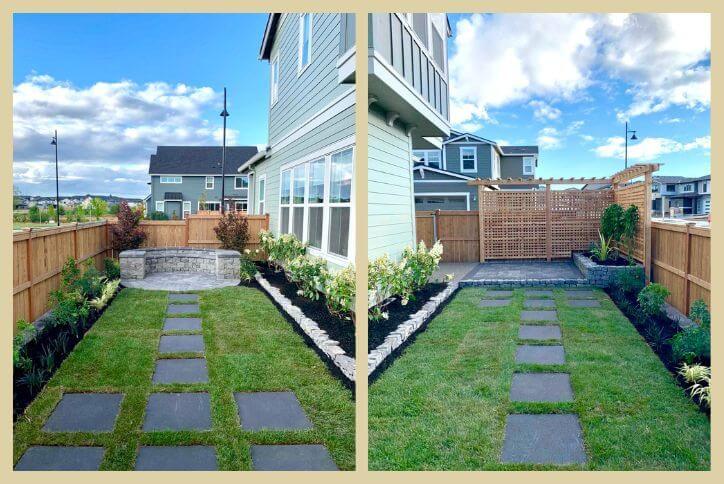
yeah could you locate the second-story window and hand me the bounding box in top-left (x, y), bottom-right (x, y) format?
top-left (431, 24), bottom-right (445, 72)
top-left (205, 176), bottom-right (214, 189)
top-left (298, 13), bottom-right (312, 73)
top-left (523, 157), bottom-right (535, 175)
top-left (160, 176), bottom-right (182, 184)
top-left (235, 175), bottom-right (249, 189)
top-left (682, 183), bottom-right (693, 192)
top-left (413, 150), bottom-right (441, 169)
top-left (270, 53), bottom-right (279, 104)
top-left (460, 147), bottom-right (477, 173)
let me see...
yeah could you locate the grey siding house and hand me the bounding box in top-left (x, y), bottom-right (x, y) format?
top-left (414, 130), bottom-right (539, 210)
top-left (238, 13), bottom-right (355, 269)
top-left (147, 146), bottom-right (258, 219)
top-left (652, 175), bottom-right (711, 216)
top-left (368, 13), bottom-right (451, 260)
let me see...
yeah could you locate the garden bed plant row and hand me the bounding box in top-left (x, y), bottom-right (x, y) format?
top-left (13, 257), bottom-right (122, 420)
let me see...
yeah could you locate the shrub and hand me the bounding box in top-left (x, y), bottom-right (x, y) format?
top-left (148, 210), bottom-right (168, 220)
top-left (239, 256), bottom-right (257, 283)
top-left (600, 203), bottom-right (625, 242)
top-left (325, 266), bottom-right (356, 320)
top-left (214, 211), bottom-right (249, 253)
top-left (110, 201), bottom-right (146, 253)
top-left (13, 320), bottom-right (36, 370)
top-left (637, 283), bottom-right (670, 318)
top-left (287, 255), bottom-right (329, 300)
top-left (259, 230), bottom-right (306, 271)
top-left (689, 299), bottom-right (710, 327)
top-left (400, 240), bottom-right (444, 292)
top-left (670, 300), bottom-right (710, 365)
top-left (109, 204), bottom-right (120, 215)
top-left (612, 268), bottom-right (645, 298)
top-left (90, 279), bottom-right (120, 310)
top-left (590, 230), bottom-right (614, 262)
top-left (103, 257), bottom-right (121, 280)
top-left (622, 204), bottom-right (640, 263)
top-left (679, 363), bottom-right (711, 408)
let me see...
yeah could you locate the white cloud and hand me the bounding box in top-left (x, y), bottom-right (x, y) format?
top-left (13, 75), bottom-right (240, 197)
top-left (528, 100), bottom-right (562, 121)
top-left (659, 117), bottom-right (683, 124)
top-left (448, 13), bottom-right (710, 129)
top-left (537, 127), bottom-right (562, 150)
top-left (593, 135), bottom-right (710, 161)
top-left (580, 134), bottom-right (595, 142)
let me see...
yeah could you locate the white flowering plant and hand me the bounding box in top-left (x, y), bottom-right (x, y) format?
top-left (324, 265), bottom-right (356, 321)
top-left (258, 230), bottom-right (307, 272)
top-left (286, 255), bottom-right (329, 301)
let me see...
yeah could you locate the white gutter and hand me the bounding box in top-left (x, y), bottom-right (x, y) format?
top-left (237, 146), bottom-right (271, 173)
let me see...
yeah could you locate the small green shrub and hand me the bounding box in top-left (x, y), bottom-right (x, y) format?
top-left (679, 363), bottom-right (711, 408)
top-left (670, 299), bottom-right (710, 365)
top-left (600, 203), bottom-right (625, 242)
top-left (400, 240), bottom-right (444, 293)
top-left (622, 204), bottom-right (640, 263)
top-left (324, 266), bottom-right (356, 320)
top-left (612, 269), bottom-right (645, 297)
top-left (148, 211), bottom-right (168, 220)
top-left (286, 255), bottom-right (329, 301)
top-left (13, 320), bottom-right (36, 370)
top-left (90, 279), bottom-right (120, 310)
top-left (103, 257), bottom-right (121, 280)
top-left (214, 211), bottom-right (249, 253)
top-left (637, 283), bottom-right (670, 318)
top-left (689, 299), bottom-right (710, 327)
top-left (259, 230), bottom-right (307, 271)
top-left (239, 256), bottom-right (257, 283)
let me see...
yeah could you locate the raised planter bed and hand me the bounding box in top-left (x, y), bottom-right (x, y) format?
top-left (573, 251), bottom-right (644, 287)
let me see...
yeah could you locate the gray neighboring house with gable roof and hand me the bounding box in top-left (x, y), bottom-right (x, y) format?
top-left (652, 175), bottom-right (711, 216)
top-left (413, 129), bottom-right (540, 210)
top-left (146, 146), bottom-right (258, 219)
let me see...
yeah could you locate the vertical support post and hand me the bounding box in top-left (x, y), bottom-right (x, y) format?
top-left (644, 171), bottom-right (653, 282)
top-left (545, 183), bottom-right (552, 261)
top-left (432, 210), bottom-right (438, 243)
top-left (684, 222), bottom-right (694, 314)
top-left (26, 229), bottom-right (33, 322)
top-left (73, 222), bottom-right (79, 260)
top-left (185, 216), bottom-right (190, 247)
top-left (478, 185), bottom-right (485, 262)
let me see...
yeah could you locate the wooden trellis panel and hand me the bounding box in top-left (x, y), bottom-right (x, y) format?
top-left (613, 181), bottom-right (647, 262)
top-left (550, 190), bottom-right (614, 257)
top-left (479, 190), bottom-right (548, 259)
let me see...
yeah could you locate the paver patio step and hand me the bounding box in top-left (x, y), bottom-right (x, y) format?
top-left (568, 299), bottom-right (601, 308)
top-left (515, 345), bottom-right (565, 365)
top-left (167, 304), bottom-right (200, 315)
top-left (518, 325), bottom-right (561, 341)
top-left (520, 310), bottom-right (558, 321)
top-left (484, 290), bottom-right (514, 298)
top-left (524, 289), bottom-right (553, 297)
top-left (159, 334), bottom-right (205, 354)
top-left (169, 293), bottom-right (199, 303)
top-left (153, 358), bottom-right (208, 384)
top-left (163, 317), bottom-right (203, 331)
top-left (479, 299), bottom-right (511, 307)
top-left (234, 391), bottom-right (313, 431)
top-left (250, 445), bottom-right (338, 471)
top-left (523, 299), bottom-right (556, 308)
top-left (43, 393), bottom-right (123, 433)
top-left (509, 373), bottom-right (574, 402)
top-left (563, 289), bottom-right (596, 299)
top-left (134, 446), bottom-right (217, 470)
top-left (143, 392), bottom-right (212, 431)
top-left (501, 414), bottom-right (587, 465)
top-left (15, 446), bottom-right (105, 470)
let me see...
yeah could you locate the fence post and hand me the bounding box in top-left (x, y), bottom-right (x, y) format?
top-left (684, 222), bottom-right (694, 314)
top-left (644, 171), bottom-right (653, 282)
top-left (478, 185), bottom-right (485, 262)
top-left (26, 228), bottom-right (33, 322)
top-left (433, 210), bottom-right (439, 243)
top-left (73, 222), bottom-right (79, 259)
top-left (185, 217), bottom-right (190, 247)
top-left (545, 184), bottom-right (552, 261)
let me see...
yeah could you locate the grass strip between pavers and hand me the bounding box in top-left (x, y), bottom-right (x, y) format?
top-left (14, 286), bottom-right (355, 470)
top-left (368, 287), bottom-right (710, 470)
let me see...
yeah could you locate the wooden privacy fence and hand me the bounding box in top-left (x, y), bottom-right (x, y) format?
top-left (650, 221), bottom-right (710, 315)
top-left (415, 210), bottom-right (479, 263)
top-left (13, 213), bottom-right (269, 326)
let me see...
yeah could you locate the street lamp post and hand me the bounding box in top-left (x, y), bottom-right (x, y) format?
top-left (51, 130), bottom-right (60, 226)
top-left (624, 121), bottom-right (638, 169)
top-left (219, 87), bottom-right (230, 214)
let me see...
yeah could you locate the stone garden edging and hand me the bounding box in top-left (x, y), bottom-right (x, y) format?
top-left (254, 273), bottom-right (355, 382)
top-left (368, 282), bottom-right (459, 377)
top-left (572, 251), bottom-right (644, 287)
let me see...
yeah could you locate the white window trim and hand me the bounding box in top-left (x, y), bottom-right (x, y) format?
top-left (198, 200), bottom-right (221, 211)
top-left (270, 52), bottom-right (280, 105)
top-left (277, 137), bottom-right (355, 265)
top-left (681, 183), bottom-right (694, 193)
top-left (412, 149), bottom-right (442, 169)
top-left (155, 201), bottom-right (164, 212)
top-left (459, 146), bottom-right (477, 173)
top-left (205, 176), bottom-right (214, 190)
top-left (182, 201), bottom-right (191, 219)
top-left (234, 199), bottom-right (248, 212)
top-left (256, 174), bottom-right (266, 215)
top-left (234, 175), bottom-right (248, 190)
top-left (416, 192), bottom-right (470, 210)
top-left (523, 156), bottom-right (535, 176)
top-left (160, 176), bottom-right (182, 184)
top-left (297, 13), bottom-right (313, 76)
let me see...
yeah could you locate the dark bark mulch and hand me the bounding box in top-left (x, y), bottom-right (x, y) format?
top-left (257, 263), bottom-right (355, 357)
top-left (368, 283), bottom-right (447, 351)
top-left (583, 251), bottom-right (635, 266)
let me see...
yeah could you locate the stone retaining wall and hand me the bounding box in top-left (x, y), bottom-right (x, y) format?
top-left (120, 248), bottom-right (240, 281)
top-left (572, 252), bottom-right (644, 287)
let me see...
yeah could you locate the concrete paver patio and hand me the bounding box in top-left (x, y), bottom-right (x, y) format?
top-left (15, 446), bottom-right (105, 470)
top-left (134, 446), bottom-right (218, 470)
top-left (122, 272), bottom-right (239, 291)
top-left (43, 393), bottom-right (123, 433)
top-left (501, 414), bottom-right (587, 465)
top-left (465, 261), bottom-right (584, 281)
top-left (250, 445), bottom-right (338, 471)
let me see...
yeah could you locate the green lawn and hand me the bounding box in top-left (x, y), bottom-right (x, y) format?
top-left (368, 287), bottom-right (710, 470)
top-left (14, 286), bottom-right (355, 470)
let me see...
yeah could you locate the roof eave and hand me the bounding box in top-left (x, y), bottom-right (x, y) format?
top-left (238, 146), bottom-right (271, 173)
top-left (259, 14), bottom-right (281, 60)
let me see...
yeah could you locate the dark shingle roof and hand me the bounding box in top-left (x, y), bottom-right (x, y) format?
top-left (654, 175), bottom-right (711, 184)
top-left (499, 146), bottom-right (539, 155)
top-left (149, 146), bottom-right (259, 175)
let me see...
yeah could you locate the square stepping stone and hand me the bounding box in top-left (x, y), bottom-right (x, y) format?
top-left (159, 334), bottom-right (205, 354)
top-left (519, 325), bottom-right (561, 341)
top-left (479, 299), bottom-right (511, 307)
top-left (135, 446), bottom-right (217, 470)
top-left (43, 393), bottom-right (123, 433)
top-left (524, 299), bottom-right (555, 308)
top-left (515, 345), bottom-right (565, 365)
top-left (510, 373), bottom-right (573, 402)
top-left (563, 289), bottom-right (596, 299)
top-left (234, 392), bottom-right (313, 431)
top-left (15, 446), bottom-right (105, 470)
top-left (521, 310), bottom-right (558, 321)
top-left (568, 299), bottom-right (600, 308)
top-left (501, 414), bottom-right (587, 464)
top-left (169, 293), bottom-right (199, 303)
top-left (525, 289), bottom-right (553, 297)
top-left (250, 445), bottom-right (337, 471)
top-left (153, 358), bottom-right (208, 384)
top-left (485, 290), bottom-right (514, 298)
top-left (167, 304), bottom-right (200, 315)
top-left (164, 317), bottom-right (202, 331)
top-left (143, 393), bottom-right (211, 431)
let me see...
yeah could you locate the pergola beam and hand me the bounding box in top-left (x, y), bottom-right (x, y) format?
top-left (468, 177), bottom-right (612, 186)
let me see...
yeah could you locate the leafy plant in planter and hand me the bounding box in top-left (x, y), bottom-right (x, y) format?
top-left (286, 255), bottom-right (329, 300)
top-left (637, 283), bottom-right (670, 319)
top-left (590, 230), bottom-right (615, 262)
top-left (214, 211), bottom-right (249, 253)
top-left (325, 265), bottom-right (356, 321)
top-left (110, 201), bottom-right (146, 253)
top-left (670, 299), bottom-right (710, 365)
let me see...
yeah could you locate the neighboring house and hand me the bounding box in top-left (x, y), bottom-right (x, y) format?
top-left (368, 13), bottom-right (451, 260)
top-left (238, 13), bottom-right (356, 269)
top-left (413, 129), bottom-right (539, 210)
top-left (147, 146), bottom-right (259, 219)
top-left (652, 175), bottom-right (711, 216)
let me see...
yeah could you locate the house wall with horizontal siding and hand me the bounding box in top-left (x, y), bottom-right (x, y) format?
top-left (443, 142), bottom-right (493, 178)
top-left (150, 175), bottom-right (249, 216)
top-left (501, 155), bottom-right (534, 179)
top-left (368, 106), bottom-right (416, 261)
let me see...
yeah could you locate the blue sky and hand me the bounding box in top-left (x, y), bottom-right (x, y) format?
top-left (446, 13), bottom-right (710, 180)
top-left (13, 13), bottom-right (269, 197)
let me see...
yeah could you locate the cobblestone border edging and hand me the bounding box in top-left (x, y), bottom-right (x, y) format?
top-left (368, 282), bottom-right (459, 376)
top-left (254, 273), bottom-right (355, 382)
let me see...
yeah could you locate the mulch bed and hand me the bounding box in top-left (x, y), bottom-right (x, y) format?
top-left (13, 289), bottom-right (120, 421)
top-left (368, 283), bottom-right (447, 352)
top-left (256, 263), bottom-right (355, 357)
top-left (583, 251), bottom-right (633, 266)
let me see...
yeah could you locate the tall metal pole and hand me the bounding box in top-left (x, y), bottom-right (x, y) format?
top-left (220, 87), bottom-right (229, 214)
top-left (53, 130), bottom-right (60, 225)
top-left (624, 121), bottom-right (628, 170)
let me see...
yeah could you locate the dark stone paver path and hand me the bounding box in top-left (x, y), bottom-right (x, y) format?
top-left (234, 392), bottom-right (313, 431)
top-left (499, 288), bottom-right (588, 465)
top-left (167, 303), bottom-right (200, 315)
top-left (169, 293), bottom-right (199, 303)
top-left (164, 317), bottom-right (203, 331)
top-left (15, 446), bottom-right (105, 470)
top-left (564, 289), bottom-right (596, 299)
top-left (250, 445), bottom-right (338, 471)
top-left (479, 299), bottom-right (511, 307)
top-left (43, 393), bottom-right (123, 433)
top-left (143, 392), bottom-right (212, 431)
top-left (159, 334), bottom-right (205, 353)
top-left (135, 446), bottom-right (218, 470)
top-left (153, 358), bottom-right (208, 384)
top-left (485, 289), bottom-right (514, 297)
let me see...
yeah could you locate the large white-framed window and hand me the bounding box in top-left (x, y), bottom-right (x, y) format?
top-left (270, 52), bottom-right (280, 105)
top-left (160, 176), bottom-right (182, 184)
top-left (277, 141), bottom-right (354, 263)
top-left (182, 201), bottom-right (191, 219)
top-left (412, 150), bottom-right (442, 169)
top-left (199, 200), bottom-right (221, 211)
top-left (460, 147), bottom-right (477, 173)
top-left (205, 176), bottom-right (214, 189)
top-left (298, 13), bottom-right (312, 74)
top-left (155, 201), bottom-right (164, 212)
top-left (235, 175), bottom-right (249, 189)
top-left (234, 200), bottom-right (248, 212)
top-left (523, 156), bottom-right (535, 175)
top-left (257, 175), bottom-right (266, 215)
